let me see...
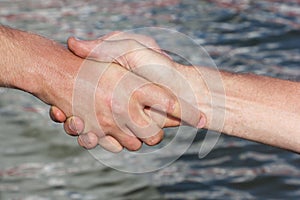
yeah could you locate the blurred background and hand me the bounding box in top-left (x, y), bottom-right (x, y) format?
top-left (0, 0), bottom-right (300, 199)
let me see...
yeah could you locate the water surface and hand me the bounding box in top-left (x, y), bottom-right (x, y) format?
top-left (0, 0), bottom-right (300, 199)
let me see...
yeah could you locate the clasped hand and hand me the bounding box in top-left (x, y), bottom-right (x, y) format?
top-left (50, 32), bottom-right (207, 152)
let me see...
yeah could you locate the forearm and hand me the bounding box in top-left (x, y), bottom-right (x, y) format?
top-left (0, 25), bottom-right (22, 88)
top-left (0, 25), bottom-right (81, 114)
top-left (196, 66), bottom-right (300, 152)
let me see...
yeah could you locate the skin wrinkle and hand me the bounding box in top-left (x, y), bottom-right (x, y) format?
top-left (181, 64), bottom-right (223, 131)
top-left (132, 61), bottom-right (203, 127)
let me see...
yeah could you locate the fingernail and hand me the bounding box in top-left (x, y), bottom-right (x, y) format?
top-left (69, 118), bottom-right (77, 133)
top-left (83, 135), bottom-right (90, 145)
top-left (78, 136), bottom-right (89, 149)
top-left (197, 116), bottom-right (206, 129)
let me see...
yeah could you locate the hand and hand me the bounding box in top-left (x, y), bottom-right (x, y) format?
top-left (56, 58), bottom-right (186, 152)
top-left (51, 32), bottom-right (207, 148)
top-left (69, 31), bottom-right (207, 127)
top-left (1, 26), bottom-right (180, 153)
top-left (50, 32), bottom-right (176, 148)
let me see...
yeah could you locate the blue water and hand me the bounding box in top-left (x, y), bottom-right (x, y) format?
top-left (0, 0), bottom-right (300, 199)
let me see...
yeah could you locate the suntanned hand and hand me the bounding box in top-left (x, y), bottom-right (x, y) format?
top-left (0, 26), bottom-right (185, 153)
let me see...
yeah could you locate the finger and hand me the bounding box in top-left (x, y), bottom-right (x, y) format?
top-left (77, 132), bottom-right (99, 149)
top-left (49, 106), bottom-right (66, 123)
top-left (126, 109), bottom-right (164, 146)
top-left (123, 81), bottom-right (179, 144)
top-left (144, 107), bottom-right (181, 127)
top-left (135, 83), bottom-right (180, 125)
top-left (77, 131), bottom-right (124, 153)
top-left (68, 37), bottom-right (98, 59)
top-left (68, 37), bottom-right (141, 66)
top-left (101, 32), bottom-right (162, 50)
top-left (124, 93), bottom-right (163, 146)
top-left (109, 128), bottom-right (143, 151)
top-left (68, 31), bottom-right (163, 56)
top-left (98, 135), bottom-right (123, 153)
top-left (64, 116), bottom-right (85, 136)
top-left (142, 129), bottom-right (164, 146)
top-left (68, 35), bottom-right (171, 65)
top-left (101, 32), bottom-right (173, 60)
top-left (100, 32), bottom-right (173, 59)
top-left (137, 83), bottom-right (206, 129)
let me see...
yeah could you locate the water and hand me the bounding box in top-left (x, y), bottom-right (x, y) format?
top-left (0, 0), bottom-right (300, 199)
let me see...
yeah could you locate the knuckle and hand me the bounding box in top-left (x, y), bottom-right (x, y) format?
top-left (97, 114), bottom-right (113, 128)
top-left (132, 116), bottom-right (150, 128)
top-left (132, 88), bottom-right (146, 101)
top-left (125, 139), bottom-right (142, 151)
top-left (109, 145), bottom-right (123, 153)
top-left (78, 136), bottom-right (89, 149)
top-left (160, 92), bottom-right (177, 114)
top-left (111, 100), bottom-right (127, 116)
top-left (131, 89), bottom-right (139, 99)
top-left (144, 130), bottom-right (164, 146)
top-left (164, 97), bottom-right (174, 112)
top-left (104, 95), bottom-right (113, 110)
top-left (145, 135), bottom-right (163, 146)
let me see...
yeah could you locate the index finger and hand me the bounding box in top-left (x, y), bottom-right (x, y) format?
top-left (136, 82), bottom-right (206, 128)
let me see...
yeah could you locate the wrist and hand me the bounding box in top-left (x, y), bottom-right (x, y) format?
top-left (175, 64), bottom-right (228, 131)
top-left (0, 26), bottom-right (82, 115)
top-left (30, 42), bottom-right (82, 116)
top-left (0, 26), bottom-right (24, 88)
top-left (0, 26), bottom-right (52, 94)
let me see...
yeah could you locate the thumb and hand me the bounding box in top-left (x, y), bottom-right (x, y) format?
top-left (137, 83), bottom-right (206, 129)
top-left (68, 37), bottom-right (99, 59)
top-left (49, 106), bottom-right (66, 123)
top-left (68, 36), bottom-right (134, 65)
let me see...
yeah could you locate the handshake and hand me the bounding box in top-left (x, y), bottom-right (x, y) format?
top-left (49, 31), bottom-right (209, 152)
top-left (1, 26), bottom-right (300, 154)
